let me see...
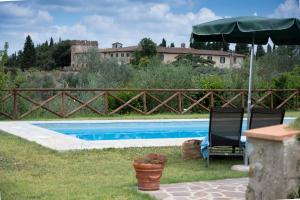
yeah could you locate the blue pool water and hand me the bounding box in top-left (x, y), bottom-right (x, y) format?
top-left (33, 119), bottom-right (294, 141)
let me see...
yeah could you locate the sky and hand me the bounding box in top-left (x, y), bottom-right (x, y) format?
top-left (0, 0), bottom-right (300, 54)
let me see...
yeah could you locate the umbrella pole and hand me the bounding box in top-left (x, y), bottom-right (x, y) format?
top-left (245, 42), bottom-right (255, 165)
top-left (247, 42), bottom-right (254, 129)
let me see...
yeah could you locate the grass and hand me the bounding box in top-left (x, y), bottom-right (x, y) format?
top-left (0, 132), bottom-right (247, 200)
top-left (292, 117), bottom-right (300, 130)
top-left (11, 111), bottom-right (300, 121)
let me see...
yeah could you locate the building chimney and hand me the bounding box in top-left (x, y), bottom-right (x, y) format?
top-left (112, 42), bottom-right (123, 48)
top-left (181, 43), bottom-right (186, 48)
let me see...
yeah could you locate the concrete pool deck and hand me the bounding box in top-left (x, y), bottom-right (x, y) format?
top-left (0, 119), bottom-right (208, 151)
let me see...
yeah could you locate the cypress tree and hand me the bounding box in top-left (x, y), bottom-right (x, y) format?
top-left (49, 37), bottom-right (54, 47)
top-left (256, 45), bottom-right (265, 59)
top-left (235, 43), bottom-right (250, 54)
top-left (21, 35), bottom-right (36, 70)
top-left (159, 38), bottom-right (167, 47)
top-left (267, 44), bottom-right (272, 54)
top-left (190, 41), bottom-right (207, 49)
top-left (170, 43), bottom-right (175, 47)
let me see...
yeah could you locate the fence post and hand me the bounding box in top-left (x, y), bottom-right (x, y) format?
top-left (210, 92), bottom-right (214, 108)
top-left (178, 92), bottom-right (182, 113)
top-left (270, 90), bottom-right (274, 109)
top-left (61, 91), bottom-right (66, 117)
top-left (13, 89), bottom-right (18, 120)
top-left (296, 91), bottom-right (299, 110)
top-left (143, 91), bottom-right (147, 114)
top-left (241, 91), bottom-right (245, 109)
top-left (104, 92), bottom-right (109, 115)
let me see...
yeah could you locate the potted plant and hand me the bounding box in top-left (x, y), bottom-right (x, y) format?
top-left (133, 153), bottom-right (167, 191)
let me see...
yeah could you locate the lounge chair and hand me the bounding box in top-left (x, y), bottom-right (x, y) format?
top-left (203, 107), bottom-right (244, 167)
top-left (249, 108), bottom-right (285, 129)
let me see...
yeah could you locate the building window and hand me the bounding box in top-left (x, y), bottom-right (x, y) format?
top-left (121, 53), bottom-right (124, 57)
top-left (127, 53), bottom-right (130, 57)
top-left (110, 54), bottom-right (113, 57)
top-left (207, 56), bottom-right (212, 60)
top-left (233, 57), bottom-right (237, 64)
top-left (220, 57), bottom-right (225, 63)
top-left (116, 53), bottom-right (118, 57)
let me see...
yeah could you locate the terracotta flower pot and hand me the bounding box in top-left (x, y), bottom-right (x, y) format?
top-left (133, 162), bottom-right (164, 191)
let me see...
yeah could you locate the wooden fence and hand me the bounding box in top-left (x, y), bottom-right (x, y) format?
top-left (0, 88), bottom-right (299, 120)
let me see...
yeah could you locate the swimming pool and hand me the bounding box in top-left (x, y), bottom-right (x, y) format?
top-left (33, 118), bottom-right (294, 141)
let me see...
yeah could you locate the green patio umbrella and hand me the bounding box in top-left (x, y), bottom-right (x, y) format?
top-left (192, 16), bottom-right (300, 126)
top-left (191, 16), bottom-right (300, 164)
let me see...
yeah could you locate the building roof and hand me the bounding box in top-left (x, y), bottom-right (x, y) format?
top-left (98, 46), bottom-right (245, 57)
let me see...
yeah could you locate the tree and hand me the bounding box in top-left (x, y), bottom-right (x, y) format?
top-left (173, 54), bottom-right (215, 68)
top-left (0, 42), bottom-right (8, 88)
top-left (36, 41), bottom-right (55, 70)
top-left (21, 35), bottom-right (36, 70)
top-left (235, 43), bottom-right (249, 54)
top-left (6, 52), bottom-right (17, 68)
top-left (256, 45), bottom-right (265, 59)
top-left (52, 40), bottom-right (71, 68)
top-left (190, 41), bottom-right (207, 49)
top-left (208, 42), bottom-right (229, 51)
top-left (49, 37), bottom-right (54, 47)
top-left (267, 44), bottom-right (272, 54)
top-left (159, 38), bottom-right (166, 47)
top-left (170, 43), bottom-right (175, 47)
top-left (0, 42), bottom-right (9, 67)
top-left (221, 42), bottom-right (230, 51)
top-left (132, 38), bottom-right (157, 66)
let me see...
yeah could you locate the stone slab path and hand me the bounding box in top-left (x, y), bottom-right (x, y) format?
top-left (143, 178), bottom-right (248, 200)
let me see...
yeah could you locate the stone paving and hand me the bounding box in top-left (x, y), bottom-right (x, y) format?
top-left (143, 178), bottom-right (248, 200)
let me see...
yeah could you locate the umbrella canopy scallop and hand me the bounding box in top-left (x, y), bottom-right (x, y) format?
top-left (192, 16), bottom-right (300, 45)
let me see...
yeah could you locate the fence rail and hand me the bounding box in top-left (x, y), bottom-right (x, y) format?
top-left (0, 88), bottom-right (299, 120)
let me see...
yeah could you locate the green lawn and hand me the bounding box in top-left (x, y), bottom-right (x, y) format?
top-left (0, 132), bottom-right (247, 200)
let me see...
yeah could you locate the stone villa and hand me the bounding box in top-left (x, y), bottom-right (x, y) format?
top-left (70, 40), bottom-right (245, 71)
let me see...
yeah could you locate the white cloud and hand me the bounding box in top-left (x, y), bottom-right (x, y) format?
top-left (0, 3), bottom-right (33, 18)
top-left (2, 1), bottom-right (221, 54)
top-left (271, 0), bottom-right (300, 18)
top-left (37, 10), bottom-right (53, 22)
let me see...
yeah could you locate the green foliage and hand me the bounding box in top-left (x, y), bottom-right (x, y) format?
top-left (49, 37), bottom-right (54, 47)
top-left (36, 41), bottom-right (56, 70)
top-left (5, 68), bottom-right (27, 88)
top-left (235, 43), bottom-right (249, 54)
top-left (159, 38), bottom-right (167, 47)
top-left (173, 54), bottom-right (215, 68)
top-left (0, 42), bottom-right (9, 88)
top-left (132, 38), bottom-right (157, 66)
top-left (189, 35), bottom-right (229, 51)
top-left (193, 75), bottom-right (227, 89)
top-left (7, 36), bottom-right (70, 70)
top-left (52, 40), bottom-right (71, 68)
top-left (287, 185), bottom-right (300, 199)
top-left (272, 67), bottom-right (300, 89)
top-left (130, 59), bottom-right (194, 89)
top-left (78, 49), bottom-right (133, 88)
top-left (190, 40), bottom-right (206, 49)
top-left (256, 45), bottom-right (265, 59)
top-left (170, 42), bottom-right (175, 47)
top-left (22, 35), bottom-right (36, 70)
top-left (267, 44), bottom-right (272, 54)
top-left (292, 117), bottom-right (300, 130)
top-left (1, 42), bottom-right (9, 66)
